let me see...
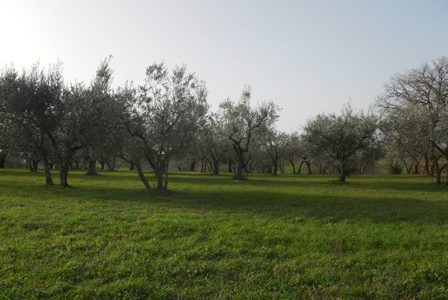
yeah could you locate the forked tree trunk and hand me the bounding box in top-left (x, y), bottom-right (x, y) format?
top-left (290, 160), bottom-right (296, 175)
top-left (306, 161), bottom-right (312, 175)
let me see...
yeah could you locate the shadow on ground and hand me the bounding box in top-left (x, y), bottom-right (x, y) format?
top-left (1, 169), bottom-right (447, 225)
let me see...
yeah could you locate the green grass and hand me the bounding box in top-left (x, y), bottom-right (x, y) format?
top-left (1, 169), bottom-right (448, 299)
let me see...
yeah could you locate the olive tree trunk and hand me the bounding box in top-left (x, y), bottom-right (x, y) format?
top-left (212, 160), bottom-right (220, 175)
top-left (86, 159), bottom-right (98, 175)
top-left (0, 152), bottom-right (6, 168)
top-left (234, 153), bottom-right (246, 180)
top-left (339, 160), bottom-right (347, 183)
top-left (135, 163), bottom-right (151, 191)
top-left (290, 160), bottom-right (296, 175)
top-left (59, 162), bottom-right (70, 187)
top-left (43, 158), bottom-right (54, 186)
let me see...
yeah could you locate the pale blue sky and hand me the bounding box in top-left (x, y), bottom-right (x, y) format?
top-left (1, 0), bottom-right (447, 131)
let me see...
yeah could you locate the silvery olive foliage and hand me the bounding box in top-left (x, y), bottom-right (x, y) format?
top-left (304, 105), bottom-right (379, 182)
top-left (123, 62), bottom-right (208, 191)
top-left (3, 56), bottom-right (448, 188)
top-left (219, 86), bottom-right (279, 180)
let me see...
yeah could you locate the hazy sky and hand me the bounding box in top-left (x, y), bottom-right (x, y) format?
top-left (1, 0), bottom-right (447, 131)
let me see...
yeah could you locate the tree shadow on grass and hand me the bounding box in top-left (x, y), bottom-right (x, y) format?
top-left (6, 168), bottom-right (441, 194)
top-left (169, 187), bottom-right (448, 225)
top-left (227, 175), bottom-right (447, 194)
top-left (1, 171), bottom-right (448, 225)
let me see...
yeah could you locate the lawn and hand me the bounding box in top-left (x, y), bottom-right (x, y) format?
top-left (1, 169), bottom-right (448, 299)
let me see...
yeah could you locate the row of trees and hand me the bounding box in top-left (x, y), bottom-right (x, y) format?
top-left (1, 57), bottom-right (447, 190)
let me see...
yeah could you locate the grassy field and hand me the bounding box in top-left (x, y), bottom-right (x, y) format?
top-left (1, 169), bottom-right (448, 299)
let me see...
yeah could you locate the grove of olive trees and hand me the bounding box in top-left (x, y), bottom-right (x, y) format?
top-left (1, 56), bottom-right (448, 189)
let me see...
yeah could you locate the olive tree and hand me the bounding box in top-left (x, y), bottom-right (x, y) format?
top-left (304, 106), bottom-right (378, 182)
top-left (200, 113), bottom-right (229, 175)
top-left (378, 57), bottom-right (448, 183)
top-left (49, 59), bottom-right (127, 187)
top-left (382, 105), bottom-right (431, 174)
top-left (0, 71), bottom-right (12, 168)
top-left (284, 132), bottom-right (311, 175)
top-left (83, 57), bottom-right (120, 175)
top-left (124, 63), bottom-right (208, 191)
top-left (263, 129), bottom-right (288, 175)
top-left (0, 64), bottom-right (63, 185)
top-left (220, 87), bottom-right (279, 180)
top-left (48, 84), bottom-right (97, 187)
